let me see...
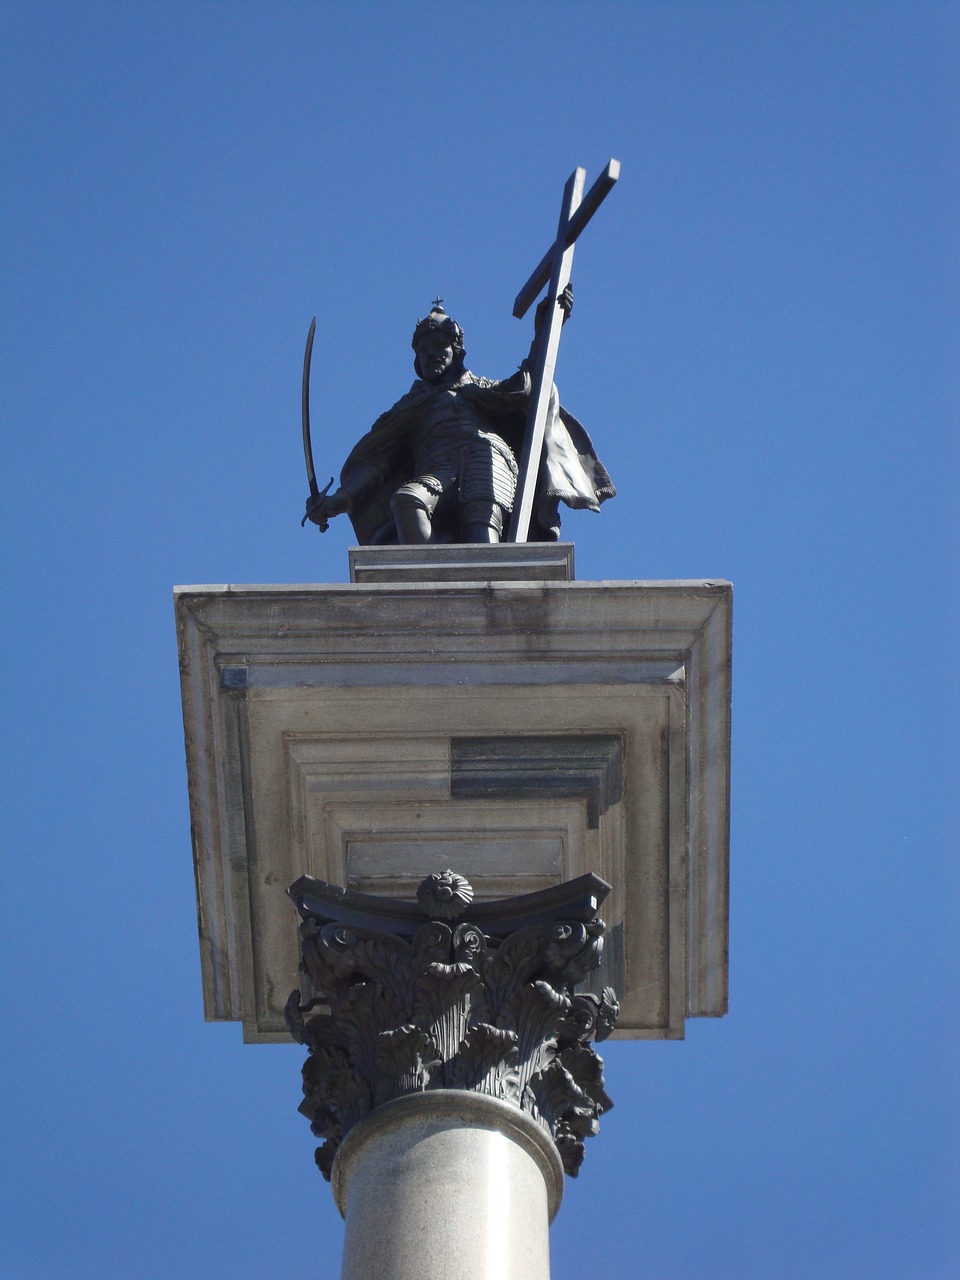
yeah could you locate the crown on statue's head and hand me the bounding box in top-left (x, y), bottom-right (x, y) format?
top-left (411, 298), bottom-right (464, 353)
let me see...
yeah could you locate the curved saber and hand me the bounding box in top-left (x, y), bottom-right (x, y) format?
top-left (302, 316), bottom-right (318, 497)
top-left (300, 316), bottom-right (333, 528)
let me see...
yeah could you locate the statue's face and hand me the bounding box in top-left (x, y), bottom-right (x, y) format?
top-left (417, 328), bottom-right (457, 382)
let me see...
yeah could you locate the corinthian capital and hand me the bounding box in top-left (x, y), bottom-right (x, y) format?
top-left (286, 871), bottom-right (618, 1179)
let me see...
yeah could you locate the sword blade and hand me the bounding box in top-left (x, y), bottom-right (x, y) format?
top-left (301, 315), bottom-right (319, 497)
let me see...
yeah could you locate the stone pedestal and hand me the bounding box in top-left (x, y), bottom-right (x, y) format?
top-left (334, 1092), bottom-right (562, 1280)
top-left (175, 545), bottom-right (732, 1045)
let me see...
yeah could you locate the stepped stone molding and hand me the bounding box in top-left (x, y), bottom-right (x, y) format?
top-left (175, 569), bottom-right (732, 1042)
top-left (286, 871), bottom-right (618, 1179)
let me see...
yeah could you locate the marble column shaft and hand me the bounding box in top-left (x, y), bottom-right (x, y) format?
top-left (334, 1091), bottom-right (562, 1280)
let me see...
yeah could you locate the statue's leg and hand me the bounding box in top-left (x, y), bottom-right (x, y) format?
top-left (390, 477), bottom-right (458, 544)
top-left (390, 495), bottom-right (432, 543)
top-left (462, 523), bottom-right (500, 543)
top-left (461, 500), bottom-right (505, 544)
top-left (459, 445), bottom-right (516, 544)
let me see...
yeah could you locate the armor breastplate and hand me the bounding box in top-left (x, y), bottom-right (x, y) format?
top-left (406, 383), bottom-right (518, 510)
top-left (411, 386), bottom-right (498, 457)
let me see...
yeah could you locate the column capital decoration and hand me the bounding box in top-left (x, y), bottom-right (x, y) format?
top-left (286, 871), bottom-right (618, 1179)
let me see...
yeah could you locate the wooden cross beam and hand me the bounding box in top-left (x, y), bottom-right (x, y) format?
top-left (507, 158), bottom-right (620, 543)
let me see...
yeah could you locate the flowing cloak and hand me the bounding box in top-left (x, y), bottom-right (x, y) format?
top-left (338, 367), bottom-right (616, 544)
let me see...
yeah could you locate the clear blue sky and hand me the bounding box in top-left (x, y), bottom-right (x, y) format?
top-left (1, 4), bottom-right (957, 1277)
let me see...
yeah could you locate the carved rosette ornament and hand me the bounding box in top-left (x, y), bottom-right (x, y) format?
top-left (285, 870), bottom-right (618, 1180)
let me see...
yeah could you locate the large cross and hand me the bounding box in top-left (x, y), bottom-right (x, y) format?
top-left (507, 158), bottom-right (620, 543)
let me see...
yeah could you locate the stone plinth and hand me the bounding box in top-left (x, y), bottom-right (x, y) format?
top-left (349, 541), bottom-right (575, 584)
top-left (175, 545), bottom-right (732, 1043)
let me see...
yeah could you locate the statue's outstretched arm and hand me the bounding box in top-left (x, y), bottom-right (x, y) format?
top-left (303, 484), bottom-right (348, 530)
top-left (304, 459), bottom-right (384, 531)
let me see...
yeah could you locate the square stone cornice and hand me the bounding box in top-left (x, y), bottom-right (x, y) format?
top-left (175, 568), bottom-right (731, 1043)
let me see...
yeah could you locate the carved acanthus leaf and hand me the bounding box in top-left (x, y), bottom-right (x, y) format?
top-left (413, 962), bottom-right (483, 1064)
top-left (447, 1023), bottom-right (521, 1099)
top-left (373, 1025), bottom-right (439, 1106)
top-left (508, 979), bottom-right (569, 1095)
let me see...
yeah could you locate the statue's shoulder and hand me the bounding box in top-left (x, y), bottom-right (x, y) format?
top-left (368, 381), bottom-right (432, 432)
top-left (459, 369), bottom-right (527, 395)
top-left (461, 370), bottom-right (497, 390)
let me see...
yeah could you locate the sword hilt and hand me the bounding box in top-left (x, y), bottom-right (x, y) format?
top-left (302, 476), bottom-right (334, 529)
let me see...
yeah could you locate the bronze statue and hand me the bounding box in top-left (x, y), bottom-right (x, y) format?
top-left (302, 159), bottom-right (620, 545)
top-left (303, 291), bottom-right (614, 544)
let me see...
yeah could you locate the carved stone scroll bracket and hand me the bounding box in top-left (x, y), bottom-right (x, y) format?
top-left (286, 869), bottom-right (619, 1179)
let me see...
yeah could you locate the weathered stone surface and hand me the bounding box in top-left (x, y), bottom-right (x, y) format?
top-left (175, 556), bottom-right (731, 1042)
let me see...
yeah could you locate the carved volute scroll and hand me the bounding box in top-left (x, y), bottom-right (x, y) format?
top-left (286, 870), bottom-right (618, 1180)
